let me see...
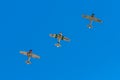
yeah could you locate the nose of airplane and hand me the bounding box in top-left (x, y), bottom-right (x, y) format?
top-left (29, 49), bottom-right (32, 52)
top-left (59, 32), bottom-right (62, 35)
top-left (91, 13), bottom-right (95, 16)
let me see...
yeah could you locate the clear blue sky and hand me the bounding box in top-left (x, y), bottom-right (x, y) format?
top-left (0, 0), bottom-right (119, 80)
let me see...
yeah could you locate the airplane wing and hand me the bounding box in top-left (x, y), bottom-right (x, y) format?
top-left (49, 34), bottom-right (57, 38)
top-left (20, 51), bottom-right (27, 56)
top-left (31, 53), bottom-right (40, 59)
top-left (82, 14), bottom-right (90, 19)
top-left (93, 17), bottom-right (102, 23)
top-left (62, 36), bottom-right (70, 42)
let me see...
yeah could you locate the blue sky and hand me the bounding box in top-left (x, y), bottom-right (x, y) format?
top-left (0, 0), bottom-right (119, 80)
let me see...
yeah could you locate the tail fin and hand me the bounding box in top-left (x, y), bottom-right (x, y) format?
top-left (55, 43), bottom-right (61, 47)
top-left (87, 24), bottom-right (93, 29)
top-left (25, 60), bottom-right (31, 64)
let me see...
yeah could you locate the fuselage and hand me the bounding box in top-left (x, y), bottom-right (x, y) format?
top-left (87, 15), bottom-right (95, 28)
top-left (57, 34), bottom-right (64, 43)
top-left (27, 50), bottom-right (32, 57)
top-left (89, 15), bottom-right (95, 25)
top-left (57, 34), bottom-right (62, 39)
top-left (89, 15), bottom-right (95, 20)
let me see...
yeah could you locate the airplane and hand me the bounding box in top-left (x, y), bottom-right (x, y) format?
top-left (82, 13), bottom-right (102, 29)
top-left (49, 32), bottom-right (70, 47)
top-left (20, 50), bottom-right (40, 64)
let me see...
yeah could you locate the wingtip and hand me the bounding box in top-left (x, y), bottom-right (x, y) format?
top-left (36, 55), bottom-right (40, 59)
top-left (38, 56), bottom-right (40, 59)
top-left (67, 38), bottom-right (71, 42)
top-left (82, 14), bottom-right (84, 17)
top-left (19, 51), bottom-right (22, 54)
top-left (49, 34), bottom-right (52, 37)
top-left (68, 39), bottom-right (71, 42)
top-left (82, 14), bottom-right (87, 18)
